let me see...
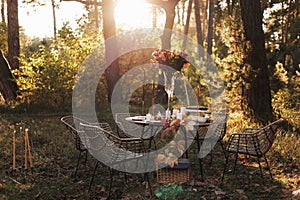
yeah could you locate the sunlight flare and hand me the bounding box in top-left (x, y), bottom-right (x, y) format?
top-left (114, 0), bottom-right (153, 30)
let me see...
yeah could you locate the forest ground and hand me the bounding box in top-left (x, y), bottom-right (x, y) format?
top-left (0, 112), bottom-right (299, 199)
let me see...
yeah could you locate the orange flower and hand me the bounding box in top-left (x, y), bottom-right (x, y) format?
top-left (151, 49), bottom-right (190, 71)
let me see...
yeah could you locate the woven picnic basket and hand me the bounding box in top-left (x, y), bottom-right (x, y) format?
top-left (156, 158), bottom-right (191, 183)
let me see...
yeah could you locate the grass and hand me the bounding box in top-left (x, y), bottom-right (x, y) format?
top-left (0, 111), bottom-right (299, 199)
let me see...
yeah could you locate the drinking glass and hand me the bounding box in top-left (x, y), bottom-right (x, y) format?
top-left (163, 71), bottom-right (175, 110)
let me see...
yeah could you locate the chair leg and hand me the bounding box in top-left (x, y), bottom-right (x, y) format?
top-left (198, 158), bottom-right (204, 181)
top-left (256, 157), bottom-right (264, 179)
top-left (233, 153), bottom-right (238, 175)
top-left (108, 168), bottom-right (114, 200)
top-left (220, 142), bottom-right (227, 159)
top-left (264, 155), bottom-right (273, 179)
top-left (124, 172), bottom-right (128, 183)
top-left (209, 142), bottom-right (213, 165)
top-left (84, 151), bottom-right (88, 165)
top-left (88, 161), bottom-right (100, 192)
top-left (144, 172), bottom-right (153, 195)
top-left (221, 153), bottom-right (229, 184)
top-left (244, 156), bottom-right (251, 185)
top-left (153, 138), bottom-right (157, 150)
top-left (74, 151), bottom-right (83, 178)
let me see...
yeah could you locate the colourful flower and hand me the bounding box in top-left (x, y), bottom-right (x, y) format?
top-left (151, 49), bottom-right (190, 71)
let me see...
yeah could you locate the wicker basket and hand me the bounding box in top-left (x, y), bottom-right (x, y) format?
top-left (156, 158), bottom-right (191, 184)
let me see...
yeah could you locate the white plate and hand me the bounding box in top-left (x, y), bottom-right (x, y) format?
top-left (128, 116), bottom-right (146, 121)
top-left (186, 109), bottom-right (208, 113)
top-left (191, 116), bottom-right (207, 122)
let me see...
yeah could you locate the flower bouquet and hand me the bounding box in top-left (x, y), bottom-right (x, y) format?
top-left (151, 49), bottom-right (190, 72)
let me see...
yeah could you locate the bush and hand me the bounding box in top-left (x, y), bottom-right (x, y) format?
top-left (16, 24), bottom-right (101, 110)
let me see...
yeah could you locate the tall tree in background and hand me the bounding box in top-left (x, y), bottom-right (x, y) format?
top-left (160, 0), bottom-right (179, 49)
top-left (93, 0), bottom-right (100, 31)
top-left (207, 0), bottom-right (214, 55)
top-left (63, 0), bottom-right (182, 102)
top-left (265, 0), bottom-right (300, 71)
top-left (194, 0), bottom-right (203, 58)
top-left (51, 0), bottom-right (57, 41)
top-left (0, 50), bottom-right (17, 101)
top-left (240, 0), bottom-right (273, 123)
top-left (102, 0), bottom-right (120, 102)
top-left (182, 0), bottom-right (193, 49)
top-left (61, 0), bottom-right (119, 102)
top-left (7, 0), bottom-right (20, 70)
top-left (1, 0), bottom-right (4, 22)
top-left (147, 0), bottom-right (180, 49)
top-left (0, 0), bottom-right (7, 54)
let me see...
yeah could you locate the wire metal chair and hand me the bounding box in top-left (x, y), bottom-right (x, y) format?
top-left (192, 112), bottom-right (228, 180)
top-left (60, 116), bottom-right (114, 177)
top-left (221, 118), bottom-right (285, 183)
top-left (116, 113), bottom-right (162, 151)
top-left (196, 113), bottom-right (229, 160)
top-left (60, 116), bottom-right (90, 177)
top-left (79, 123), bottom-right (150, 199)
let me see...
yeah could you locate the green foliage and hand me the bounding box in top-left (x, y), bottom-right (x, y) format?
top-left (272, 62), bottom-right (300, 130)
top-left (0, 22), bottom-right (8, 55)
top-left (155, 184), bottom-right (183, 200)
top-left (21, 37), bottom-right (53, 57)
top-left (264, 1), bottom-right (300, 70)
top-left (214, 14), bottom-right (252, 123)
top-left (16, 24), bottom-right (101, 110)
top-left (271, 130), bottom-right (300, 166)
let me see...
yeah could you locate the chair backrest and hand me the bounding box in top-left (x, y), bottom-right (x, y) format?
top-left (79, 123), bottom-right (114, 152)
top-left (61, 116), bottom-right (87, 152)
top-left (256, 118), bottom-right (285, 155)
top-left (213, 113), bottom-right (229, 141)
top-left (61, 115), bottom-right (121, 151)
top-left (226, 118), bottom-right (285, 156)
top-left (79, 123), bottom-right (144, 154)
top-left (196, 112), bottom-right (228, 140)
top-left (115, 113), bottom-right (143, 137)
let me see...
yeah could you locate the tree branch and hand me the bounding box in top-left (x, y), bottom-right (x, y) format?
top-left (60, 0), bottom-right (102, 6)
top-left (146, 0), bottom-right (179, 10)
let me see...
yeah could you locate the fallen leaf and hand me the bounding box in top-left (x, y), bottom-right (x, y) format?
top-left (215, 190), bottom-right (226, 195)
top-left (292, 189), bottom-right (300, 197)
top-left (236, 189), bottom-right (245, 194)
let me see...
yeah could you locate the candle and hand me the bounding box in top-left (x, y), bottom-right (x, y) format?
top-left (20, 127), bottom-right (23, 167)
top-left (24, 129), bottom-right (28, 169)
top-left (197, 86), bottom-right (200, 103)
top-left (13, 130), bottom-right (16, 170)
top-left (25, 129), bottom-right (33, 168)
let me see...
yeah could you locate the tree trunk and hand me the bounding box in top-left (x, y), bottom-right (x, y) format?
top-left (102, 0), bottom-right (120, 102)
top-left (227, 0), bottom-right (236, 15)
top-left (207, 0), bottom-right (214, 55)
top-left (194, 0), bottom-right (203, 58)
top-left (180, 0), bottom-right (185, 26)
top-left (160, 1), bottom-right (179, 49)
top-left (152, 5), bottom-right (157, 28)
top-left (1, 0), bottom-right (4, 22)
top-left (0, 50), bottom-right (17, 101)
top-left (202, 0), bottom-right (208, 40)
top-left (7, 0), bottom-right (19, 70)
top-left (61, 0), bottom-right (117, 102)
top-left (182, 0), bottom-right (193, 49)
top-left (94, 2), bottom-right (99, 31)
top-left (51, 0), bottom-right (57, 41)
top-left (146, 0), bottom-right (180, 49)
top-left (240, 0), bottom-right (273, 123)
